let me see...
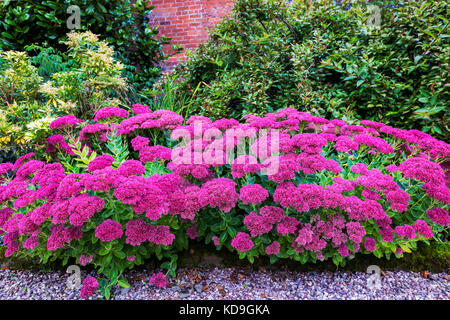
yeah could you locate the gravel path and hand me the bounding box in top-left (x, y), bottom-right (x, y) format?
top-left (0, 267), bottom-right (448, 300)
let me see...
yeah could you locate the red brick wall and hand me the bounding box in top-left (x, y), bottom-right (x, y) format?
top-left (148, 0), bottom-right (234, 71)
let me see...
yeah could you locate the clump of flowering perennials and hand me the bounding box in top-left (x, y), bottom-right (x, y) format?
top-left (49, 115), bottom-right (84, 130)
top-left (0, 106), bottom-right (449, 298)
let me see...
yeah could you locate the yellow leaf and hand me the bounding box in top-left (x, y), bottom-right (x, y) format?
top-left (399, 243), bottom-right (412, 253)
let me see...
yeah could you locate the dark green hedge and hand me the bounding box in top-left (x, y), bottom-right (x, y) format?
top-left (163, 0), bottom-right (449, 141)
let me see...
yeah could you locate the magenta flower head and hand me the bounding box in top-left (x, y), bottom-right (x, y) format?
top-left (351, 163), bottom-right (369, 175)
top-left (398, 157), bottom-right (445, 186)
top-left (0, 162), bottom-right (13, 182)
top-left (148, 225), bottom-right (175, 246)
top-left (79, 123), bottom-right (110, 142)
top-left (68, 194), bottom-right (105, 226)
top-left (117, 160), bottom-right (145, 177)
top-left (95, 219), bottom-right (123, 242)
top-left (12, 152), bottom-right (35, 170)
top-left (80, 276), bottom-right (99, 299)
top-left (239, 184), bottom-right (269, 205)
top-left (199, 178), bottom-right (238, 212)
top-left (338, 245), bottom-right (349, 257)
top-left (360, 120), bottom-right (385, 129)
top-left (243, 211), bottom-right (272, 237)
top-left (231, 232), bottom-right (254, 252)
top-left (139, 145), bottom-right (172, 163)
top-left (413, 220), bottom-right (433, 239)
top-left (16, 160), bottom-right (44, 179)
top-left (131, 104), bottom-right (151, 115)
top-left (149, 272), bottom-right (168, 288)
top-left (346, 222), bottom-right (366, 244)
top-left (46, 134), bottom-right (75, 155)
top-left (395, 224), bottom-right (416, 239)
top-left (291, 133), bottom-right (328, 154)
top-left (212, 236), bottom-right (221, 246)
top-left (125, 218), bottom-right (151, 246)
top-left (186, 225), bottom-right (198, 239)
top-left (23, 235), bottom-right (40, 250)
top-left (88, 154), bottom-right (114, 172)
top-left (276, 216), bottom-right (300, 236)
top-left (78, 254), bottom-right (93, 266)
top-left (0, 208), bottom-right (13, 232)
top-left (330, 119), bottom-right (346, 127)
top-left (230, 155), bottom-right (261, 178)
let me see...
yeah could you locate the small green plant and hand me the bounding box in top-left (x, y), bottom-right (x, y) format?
top-left (39, 31), bottom-right (128, 119)
top-left (0, 51), bottom-right (42, 105)
top-left (0, 31), bottom-right (131, 162)
top-left (59, 137), bottom-right (98, 173)
top-left (105, 129), bottom-right (129, 168)
top-left (25, 44), bottom-right (72, 80)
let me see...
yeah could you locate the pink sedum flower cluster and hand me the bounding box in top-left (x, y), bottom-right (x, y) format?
top-left (94, 107), bottom-right (129, 122)
top-left (95, 219), bottom-right (123, 242)
top-left (0, 106), bottom-right (449, 298)
top-left (149, 272), bottom-right (168, 288)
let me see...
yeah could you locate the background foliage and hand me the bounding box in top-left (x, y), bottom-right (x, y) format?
top-left (0, 32), bottom-right (130, 162)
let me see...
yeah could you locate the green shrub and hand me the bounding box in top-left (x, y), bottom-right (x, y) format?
top-left (0, 0), bottom-right (179, 89)
top-left (0, 31), bottom-right (130, 161)
top-left (162, 0), bottom-right (449, 140)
